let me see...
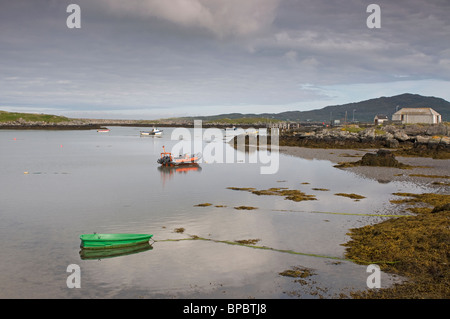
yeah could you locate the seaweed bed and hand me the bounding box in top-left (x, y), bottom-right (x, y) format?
top-left (344, 192), bottom-right (450, 298)
top-left (195, 185), bottom-right (449, 298)
top-left (394, 145), bottom-right (450, 160)
top-left (174, 227), bottom-right (185, 233)
top-left (279, 266), bottom-right (315, 279)
top-left (227, 187), bottom-right (317, 202)
top-left (334, 193), bottom-right (366, 200)
top-left (194, 203), bottom-right (213, 207)
top-left (234, 206), bottom-right (258, 210)
top-left (235, 239), bottom-right (261, 245)
top-left (334, 149), bottom-right (413, 169)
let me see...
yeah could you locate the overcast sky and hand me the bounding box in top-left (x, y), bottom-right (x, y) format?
top-left (1, 0), bottom-right (449, 119)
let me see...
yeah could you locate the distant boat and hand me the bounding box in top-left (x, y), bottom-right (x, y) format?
top-left (97, 128), bottom-right (110, 133)
top-left (157, 146), bottom-right (201, 166)
top-left (140, 128), bottom-right (162, 136)
top-left (80, 233), bottom-right (153, 249)
top-left (223, 126), bottom-right (239, 139)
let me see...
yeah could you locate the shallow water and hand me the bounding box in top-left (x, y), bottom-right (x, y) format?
top-left (0, 127), bottom-right (432, 298)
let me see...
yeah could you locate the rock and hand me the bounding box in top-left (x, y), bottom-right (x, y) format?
top-left (382, 125), bottom-right (397, 134)
top-left (416, 136), bottom-right (430, 144)
top-left (431, 203), bottom-right (450, 213)
top-left (441, 136), bottom-right (450, 145)
top-left (426, 124), bottom-right (449, 136)
top-left (359, 149), bottom-right (406, 168)
top-left (359, 128), bottom-right (376, 139)
top-left (334, 149), bottom-right (411, 168)
top-left (394, 131), bottom-right (410, 142)
top-left (337, 130), bottom-right (349, 137)
top-left (428, 136), bottom-right (441, 144)
top-left (404, 124), bottom-right (427, 136)
top-left (386, 139), bottom-right (400, 148)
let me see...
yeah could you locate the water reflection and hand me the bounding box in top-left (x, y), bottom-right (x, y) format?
top-left (79, 242), bottom-right (153, 260)
top-left (158, 164), bottom-right (202, 185)
top-left (0, 127), bottom-right (437, 298)
top-left (158, 164), bottom-right (202, 173)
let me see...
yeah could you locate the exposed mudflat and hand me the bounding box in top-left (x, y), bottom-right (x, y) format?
top-left (279, 146), bottom-right (450, 185)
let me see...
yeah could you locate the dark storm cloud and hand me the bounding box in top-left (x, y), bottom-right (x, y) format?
top-left (0, 0), bottom-right (449, 118)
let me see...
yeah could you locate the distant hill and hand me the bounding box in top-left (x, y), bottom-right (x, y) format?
top-left (179, 93), bottom-right (450, 123)
top-left (2, 93), bottom-right (448, 126)
top-left (0, 110), bottom-right (70, 123)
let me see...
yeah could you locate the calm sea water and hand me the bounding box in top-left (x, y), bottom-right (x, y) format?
top-left (0, 127), bottom-right (431, 298)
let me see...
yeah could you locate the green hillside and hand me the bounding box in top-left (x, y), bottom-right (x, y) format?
top-left (0, 111), bottom-right (70, 123)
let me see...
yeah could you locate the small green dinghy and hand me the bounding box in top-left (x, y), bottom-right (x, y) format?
top-left (80, 233), bottom-right (153, 249)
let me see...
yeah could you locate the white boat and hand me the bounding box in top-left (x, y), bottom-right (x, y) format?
top-left (140, 128), bottom-right (163, 136)
top-left (97, 128), bottom-right (110, 133)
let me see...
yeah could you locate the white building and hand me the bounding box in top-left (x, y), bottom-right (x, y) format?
top-left (392, 108), bottom-right (442, 124)
top-left (374, 114), bottom-right (388, 125)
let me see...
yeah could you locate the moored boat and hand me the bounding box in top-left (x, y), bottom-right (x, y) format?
top-left (80, 233), bottom-right (153, 249)
top-left (140, 128), bottom-right (162, 136)
top-left (157, 146), bottom-right (201, 166)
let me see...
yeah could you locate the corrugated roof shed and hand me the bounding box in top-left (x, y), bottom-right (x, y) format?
top-left (394, 108), bottom-right (441, 116)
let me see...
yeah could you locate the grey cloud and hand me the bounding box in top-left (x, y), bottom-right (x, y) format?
top-left (95, 0), bottom-right (281, 38)
top-left (0, 0), bottom-right (449, 118)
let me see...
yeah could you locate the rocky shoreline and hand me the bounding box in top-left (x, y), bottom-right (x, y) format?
top-left (278, 127), bottom-right (449, 299)
top-left (280, 123), bottom-right (450, 159)
top-left (0, 123), bottom-right (104, 130)
top-left (0, 118), bottom-right (105, 130)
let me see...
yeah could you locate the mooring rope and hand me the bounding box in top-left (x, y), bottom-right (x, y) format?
top-left (153, 235), bottom-right (399, 265)
top-left (272, 209), bottom-right (411, 218)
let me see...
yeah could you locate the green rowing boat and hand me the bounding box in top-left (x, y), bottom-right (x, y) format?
top-left (80, 233), bottom-right (153, 249)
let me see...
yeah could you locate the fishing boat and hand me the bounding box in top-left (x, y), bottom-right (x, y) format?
top-left (80, 233), bottom-right (153, 249)
top-left (157, 146), bottom-right (201, 166)
top-left (140, 128), bottom-right (162, 136)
